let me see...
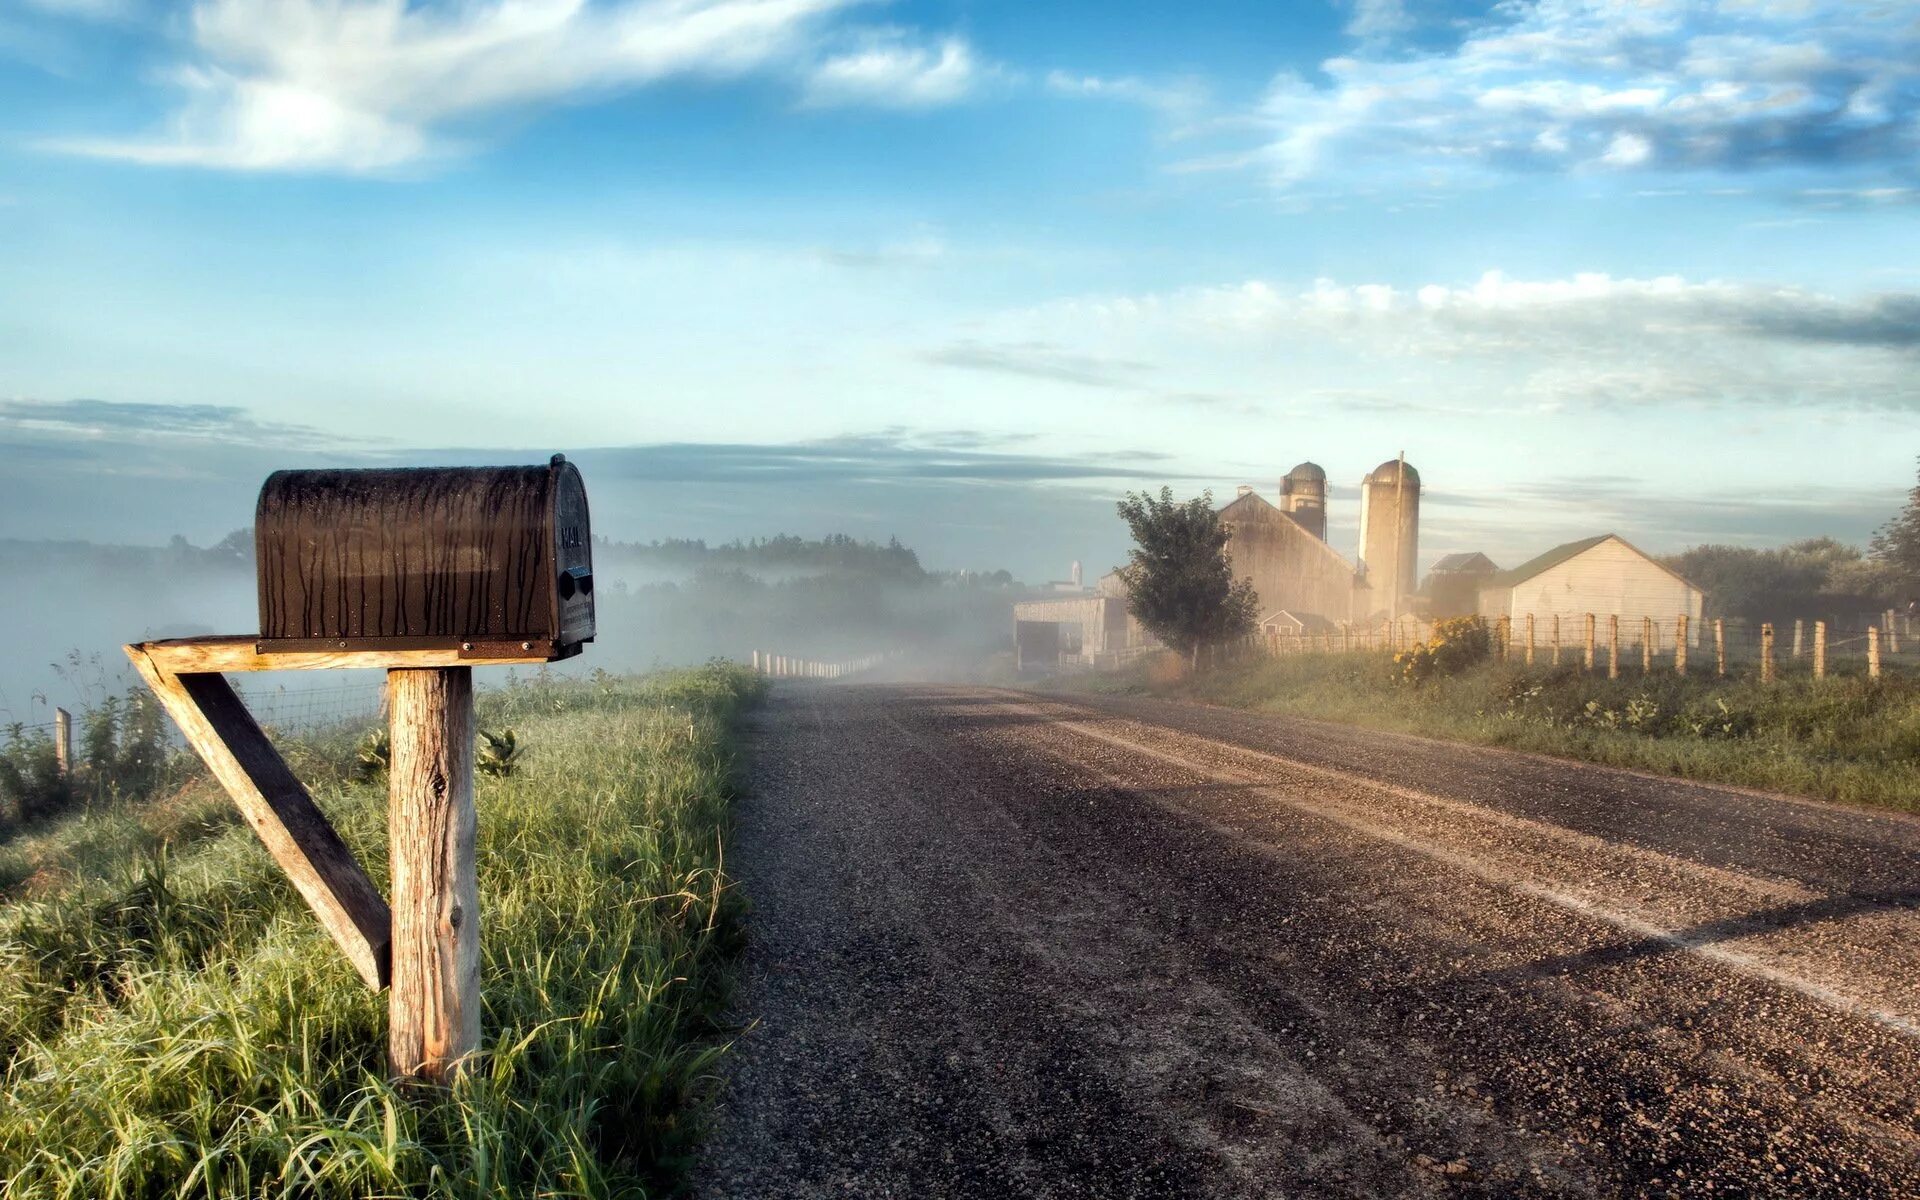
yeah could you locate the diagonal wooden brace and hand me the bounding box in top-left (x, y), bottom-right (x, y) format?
top-left (126, 644), bottom-right (393, 990)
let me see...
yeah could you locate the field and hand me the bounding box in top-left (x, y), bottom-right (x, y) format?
top-left (0, 664), bottom-right (763, 1199)
top-left (1070, 646), bottom-right (1920, 812)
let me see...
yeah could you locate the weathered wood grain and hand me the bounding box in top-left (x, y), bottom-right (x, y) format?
top-left (387, 667), bottom-right (480, 1083)
top-left (125, 644), bottom-right (392, 990)
top-left (254, 461), bottom-right (594, 651)
top-left (138, 635), bottom-right (562, 674)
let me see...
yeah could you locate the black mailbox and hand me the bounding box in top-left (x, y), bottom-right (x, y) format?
top-left (255, 455), bottom-right (594, 658)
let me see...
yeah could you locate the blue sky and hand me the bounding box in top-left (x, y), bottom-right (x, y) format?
top-left (3, 0), bottom-right (1919, 580)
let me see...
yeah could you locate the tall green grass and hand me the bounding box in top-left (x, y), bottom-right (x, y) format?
top-left (0, 663), bottom-right (763, 1198)
top-left (1078, 651), bottom-right (1920, 811)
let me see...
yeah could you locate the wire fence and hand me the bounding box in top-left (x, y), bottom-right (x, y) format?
top-left (1239, 610), bottom-right (1919, 682)
top-left (2, 680), bottom-right (387, 752)
top-left (234, 681), bottom-right (386, 734)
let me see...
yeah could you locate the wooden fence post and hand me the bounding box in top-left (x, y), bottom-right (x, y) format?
top-left (388, 667), bottom-right (480, 1084)
top-left (1891, 614), bottom-right (1902, 656)
top-left (1584, 613), bottom-right (1596, 672)
top-left (1607, 615), bottom-right (1619, 680)
top-left (1675, 614), bottom-right (1689, 677)
top-left (1551, 614), bottom-right (1561, 666)
top-left (1792, 619), bottom-right (1803, 659)
top-left (1642, 616), bottom-right (1653, 673)
top-left (1760, 624), bottom-right (1775, 684)
top-left (53, 708), bottom-right (71, 778)
top-left (1869, 626), bottom-right (1881, 680)
top-left (1813, 621), bottom-right (1826, 680)
top-left (1524, 613), bottom-right (1535, 666)
top-left (1496, 615), bottom-right (1509, 661)
top-left (1715, 619), bottom-right (1726, 677)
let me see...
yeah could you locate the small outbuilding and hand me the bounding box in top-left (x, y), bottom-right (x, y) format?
top-left (1477, 534), bottom-right (1705, 644)
top-left (1424, 551), bottom-right (1500, 618)
top-left (1259, 610), bottom-right (1342, 637)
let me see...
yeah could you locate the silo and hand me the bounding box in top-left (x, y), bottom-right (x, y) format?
top-left (1279, 462), bottom-right (1328, 541)
top-left (1357, 457), bottom-right (1420, 615)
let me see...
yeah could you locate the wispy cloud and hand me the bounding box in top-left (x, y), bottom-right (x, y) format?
top-left (44, 0), bottom-right (981, 173)
top-left (1259, 0), bottom-right (1920, 188)
top-left (0, 398), bottom-right (355, 447)
top-left (1044, 69), bottom-right (1206, 117)
top-left (803, 30), bottom-right (982, 108)
top-left (1001, 270), bottom-right (1920, 415)
top-left (921, 339), bottom-right (1153, 389)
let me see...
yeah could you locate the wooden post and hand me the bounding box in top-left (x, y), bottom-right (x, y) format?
top-left (388, 668), bottom-right (480, 1084)
top-left (1760, 623), bottom-right (1775, 684)
top-left (1523, 614), bottom-right (1534, 666)
top-left (1496, 615), bottom-right (1509, 662)
top-left (126, 647), bottom-right (391, 990)
top-left (1869, 626), bottom-right (1881, 680)
top-left (1675, 615), bottom-right (1689, 677)
top-left (1584, 613), bottom-right (1596, 672)
top-left (1813, 620), bottom-right (1826, 680)
top-left (1642, 617), bottom-right (1653, 673)
top-left (1551, 614), bottom-right (1561, 666)
top-left (1715, 618), bottom-right (1726, 677)
top-left (1607, 615), bottom-right (1619, 680)
top-left (53, 708), bottom-right (71, 778)
top-left (1792, 619), bottom-right (1803, 660)
top-left (1891, 615), bottom-right (1902, 656)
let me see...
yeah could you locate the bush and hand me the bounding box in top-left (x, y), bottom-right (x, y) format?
top-left (1394, 615), bottom-right (1492, 686)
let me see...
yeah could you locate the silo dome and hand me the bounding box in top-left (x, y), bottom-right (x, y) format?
top-left (1286, 461), bottom-right (1327, 482)
top-left (1366, 459), bottom-right (1420, 485)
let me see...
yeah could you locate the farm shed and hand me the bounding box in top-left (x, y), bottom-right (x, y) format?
top-left (1259, 610), bottom-right (1342, 637)
top-left (1424, 551), bottom-right (1500, 619)
top-left (1477, 534), bottom-right (1705, 645)
top-left (1013, 594), bottom-right (1143, 669)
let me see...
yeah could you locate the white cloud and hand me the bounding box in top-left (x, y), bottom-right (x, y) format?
top-left (45, 0), bottom-right (981, 172)
top-left (1344, 0), bottom-right (1413, 43)
top-left (1259, 0), bottom-right (1920, 186)
top-left (956, 270), bottom-right (1920, 414)
top-left (1044, 69), bottom-right (1206, 116)
top-left (803, 31), bottom-right (979, 108)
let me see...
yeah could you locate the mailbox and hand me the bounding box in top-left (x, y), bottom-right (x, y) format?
top-left (255, 455), bottom-right (594, 659)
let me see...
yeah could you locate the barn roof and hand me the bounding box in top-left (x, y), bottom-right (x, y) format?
top-left (1430, 551), bottom-right (1498, 574)
top-left (1490, 533), bottom-right (1703, 593)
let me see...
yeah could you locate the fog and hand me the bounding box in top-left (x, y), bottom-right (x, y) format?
top-left (0, 533), bottom-right (1031, 728)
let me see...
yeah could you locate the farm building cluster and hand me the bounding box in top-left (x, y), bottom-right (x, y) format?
top-left (1014, 458), bottom-right (1706, 669)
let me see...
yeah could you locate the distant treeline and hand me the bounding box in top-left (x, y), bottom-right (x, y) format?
top-left (0, 531), bottom-right (253, 572)
top-left (1661, 537), bottom-right (1910, 621)
top-left (596, 533), bottom-right (1016, 587)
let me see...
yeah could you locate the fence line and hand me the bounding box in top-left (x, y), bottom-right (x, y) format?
top-left (749, 649), bottom-right (897, 680)
top-left (1235, 610), bottom-right (1911, 685)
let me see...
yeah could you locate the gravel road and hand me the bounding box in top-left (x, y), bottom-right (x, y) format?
top-left (694, 684), bottom-right (1920, 1198)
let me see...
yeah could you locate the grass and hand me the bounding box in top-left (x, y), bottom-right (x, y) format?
top-left (0, 662), bottom-right (764, 1199)
top-left (1070, 647), bottom-right (1920, 813)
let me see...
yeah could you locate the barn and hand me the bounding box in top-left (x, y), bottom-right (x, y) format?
top-left (1477, 534), bottom-right (1705, 645)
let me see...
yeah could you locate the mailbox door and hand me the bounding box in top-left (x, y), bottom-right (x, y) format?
top-left (553, 461), bottom-right (595, 647)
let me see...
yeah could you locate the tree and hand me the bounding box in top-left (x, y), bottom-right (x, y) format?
top-left (1871, 456), bottom-right (1920, 594)
top-left (1115, 488), bottom-right (1259, 669)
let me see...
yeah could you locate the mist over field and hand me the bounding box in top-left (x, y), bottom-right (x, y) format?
top-left (0, 530), bottom-right (1033, 723)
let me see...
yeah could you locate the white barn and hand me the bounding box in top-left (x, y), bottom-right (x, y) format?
top-left (1477, 534), bottom-right (1706, 645)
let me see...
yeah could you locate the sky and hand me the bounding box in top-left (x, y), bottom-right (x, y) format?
top-left (3, 0), bottom-right (1919, 581)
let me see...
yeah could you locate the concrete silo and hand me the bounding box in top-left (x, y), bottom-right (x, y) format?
top-left (1279, 462), bottom-right (1328, 541)
top-left (1357, 456), bottom-right (1420, 616)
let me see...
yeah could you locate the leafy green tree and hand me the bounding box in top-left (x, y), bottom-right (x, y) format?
top-left (1872, 456), bottom-right (1920, 594)
top-left (1115, 488), bottom-right (1259, 669)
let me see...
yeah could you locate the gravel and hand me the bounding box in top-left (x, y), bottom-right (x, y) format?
top-left (693, 685), bottom-right (1920, 1198)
